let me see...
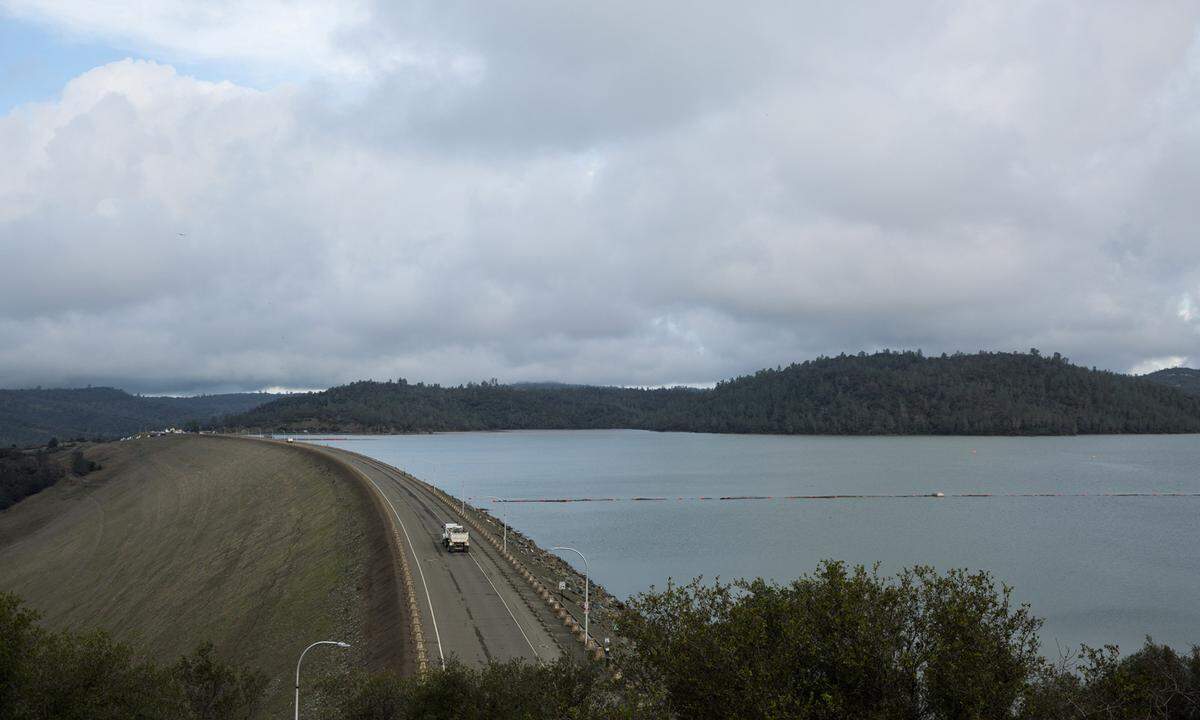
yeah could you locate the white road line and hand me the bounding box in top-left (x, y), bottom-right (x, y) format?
top-left (352, 463), bottom-right (446, 669)
top-left (465, 551), bottom-right (541, 659)
top-left (355, 454), bottom-right (543, 661)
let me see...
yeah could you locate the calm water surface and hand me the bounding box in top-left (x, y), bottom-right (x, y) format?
top-left (303, 430), bottom-right (1200, 654)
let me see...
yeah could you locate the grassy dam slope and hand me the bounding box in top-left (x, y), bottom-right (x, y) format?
top-left (0, 434), bottom-right (406, 714)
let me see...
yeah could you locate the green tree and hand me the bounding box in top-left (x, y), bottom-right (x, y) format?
top-left (0, 593), bottom-right (265, 720)
top-left (0, 593), bottom-right (41, 715)
top-left (322, 657), bottom-right (646, 720)
top-left (614, 561), bottom-right (1042, 720)
top-left (172, 642), bottom-right (266, 720)
top-left (1024, 640), bottom-right (1200, 719)
top-left (12, 626), bottom-right (176, 720)
top-left (69, 450), bottom-right (96, 475)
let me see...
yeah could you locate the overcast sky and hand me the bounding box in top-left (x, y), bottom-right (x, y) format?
top-left (1, 2), bottom-right (1199, 394)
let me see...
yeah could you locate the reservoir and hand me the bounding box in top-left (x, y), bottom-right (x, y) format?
top-left (302, 430), bottom-right (1200, 655)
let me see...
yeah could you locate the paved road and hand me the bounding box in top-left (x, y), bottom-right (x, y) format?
top-left (309, 444), bottom-right (565, 668)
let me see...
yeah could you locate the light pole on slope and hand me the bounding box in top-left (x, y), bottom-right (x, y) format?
top-left (295, 640), bottom-right (350, 720)
top-left (492, 497), bottom-right (508, 553)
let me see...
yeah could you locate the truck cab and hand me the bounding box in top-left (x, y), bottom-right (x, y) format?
top-left (441, 522), bottom-right (469, 553)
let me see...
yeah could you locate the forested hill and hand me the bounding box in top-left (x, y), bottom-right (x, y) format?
top-left (1143, 367), bottom-right (1200, 396)
top-left (225, 351), bottom-right (1200, 436)
top-left (0, 387), bottom-right (278, 447)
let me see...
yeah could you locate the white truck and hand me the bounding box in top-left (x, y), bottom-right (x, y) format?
top-left (441, 522), bottom-right (469, 553)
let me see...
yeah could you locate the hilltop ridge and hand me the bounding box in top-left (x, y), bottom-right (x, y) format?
top-left (224, 351), bottom-right (1200, 436)
top-left (1142, 367), bottom-right (1200, 396)
top-left (0, 387), bottom-right (278, 447)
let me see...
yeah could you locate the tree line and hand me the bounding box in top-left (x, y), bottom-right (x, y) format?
top-left (0, 442), bottom-right (101, 511)
top-left (224, 351), bottom-right (1200, 436)
top-left (0, 387), bottom-right (278, 447)
top-left (0, 448), bottom-right (66, 511)
top-left (4, 561), bottom-right (1197, 719)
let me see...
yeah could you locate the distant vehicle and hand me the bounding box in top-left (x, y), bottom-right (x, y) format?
top-left (286, 438), bottom-right (294, 443)
top-left (441, 523), bottom-right (469, 553)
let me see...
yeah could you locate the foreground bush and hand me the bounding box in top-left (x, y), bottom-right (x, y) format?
top-left (0, 592), bottom-right (266, 720)
top-left (5, 563), bottom-right (1199, 719)
top-left (321, 657), bottom-right (649, 719)
top-left (1027, 642), bottom-right (1200, 719)
top-left (612, 561), bottom-right (1200, 720)
top-left (613, 561), bottom-right (1041, 719)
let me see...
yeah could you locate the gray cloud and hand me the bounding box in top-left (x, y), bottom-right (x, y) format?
top-left (1, 3), bottom-right (1200, 394)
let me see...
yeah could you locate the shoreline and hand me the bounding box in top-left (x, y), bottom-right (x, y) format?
top-left (245, 428), bottom-right (1200, 439)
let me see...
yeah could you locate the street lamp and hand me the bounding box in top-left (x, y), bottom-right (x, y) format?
top-left (418, 456), bottom-right (464, 514)
top-left (551, 546), bottom-right (589, 644)
top-left (492, 497), bottom-right (508, 553)
top-left (295, 640), bottom-right (350, 720)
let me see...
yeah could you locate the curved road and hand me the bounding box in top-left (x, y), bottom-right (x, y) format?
top-left (306, 444), bottom-right (568, 668)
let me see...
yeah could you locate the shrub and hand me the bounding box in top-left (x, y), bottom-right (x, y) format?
top-left (69, 450), bottom-right (97, 476)
top-left (0, 593), bottom-right (265, 720)
top-left (614, 561), bottom-right (1042, 719)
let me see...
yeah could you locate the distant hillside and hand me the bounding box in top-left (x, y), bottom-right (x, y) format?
top-left (0, 387), bottom-right (278, 446)
top-left (225, 380), bottom-right (690, 434)
top-left (1143, 367), bottom-right (1200, 397)
top-left (225, 351), bottom-right (1200, 436)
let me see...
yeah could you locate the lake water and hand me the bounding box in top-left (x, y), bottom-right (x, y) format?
top-left (301, 430), bottom-right (1200, 655)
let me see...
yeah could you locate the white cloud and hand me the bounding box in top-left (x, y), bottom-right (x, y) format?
top-left (1180, 294), bottom-right (1198, 324)
top-left (1, 0), bottom-right (374, 80)
top-left (1130, 356), bottom-right (1191, 375)
top-left (2, 4), bottom-right (1200, 393)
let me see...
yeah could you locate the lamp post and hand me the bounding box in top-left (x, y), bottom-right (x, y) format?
top-left (420, 456), bottom-right (464, 514)
top-left (295, 640), bottom-right (350, 720)
top-left (492, 497), bottom-right (508, 553)
top-left (551, 546), bottom-right (589, 644)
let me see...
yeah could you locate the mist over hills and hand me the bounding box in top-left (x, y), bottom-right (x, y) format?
top-left (0, 387), bottom-right (278, 447)
top-left (224, 351), bottom-right (1200, 437)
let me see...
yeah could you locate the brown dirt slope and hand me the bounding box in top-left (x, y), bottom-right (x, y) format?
top-left (0, 434), bottom-right (407, 714)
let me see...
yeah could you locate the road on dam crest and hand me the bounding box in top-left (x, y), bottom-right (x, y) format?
top-left (305, 443), bottom-right (568, 668)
